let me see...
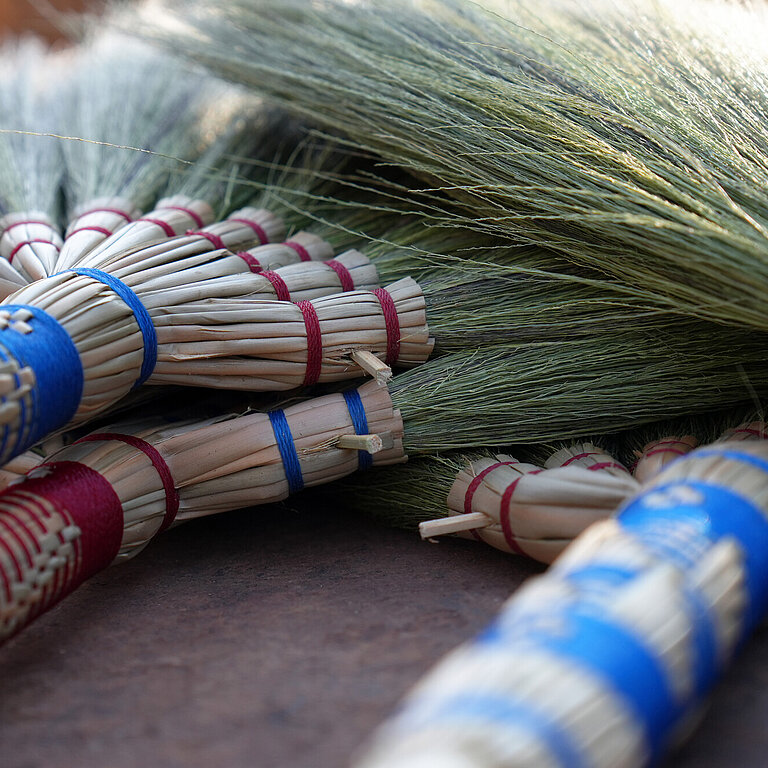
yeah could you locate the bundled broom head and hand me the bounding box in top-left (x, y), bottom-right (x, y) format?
top-left (354, 440), bottom-right (768, 768)
top-left (144, 0), bottom-right (768, 335)
top-left (0, 377), bottom-right (410, 642)
top-left (387, 323), bottom-right (768, 452)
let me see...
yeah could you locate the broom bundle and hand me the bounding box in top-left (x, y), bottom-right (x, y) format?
top-left (0, 380), bottom-right (405, 641)
top-left (354, 441), bottom-right (768, 768)
top-left (54, 35), bottom-right (246, 270)
top-left (0, 222), bottom-right (407, 464)
top-left (329, 410), bottom-right (767, 564)
top-left (3, 320), bottom-right (768, 641)
top-left (145, 0), bottom-right (768, 335)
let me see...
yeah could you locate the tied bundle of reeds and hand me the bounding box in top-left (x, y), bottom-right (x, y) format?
top-left (3, 328), bottom-right (768, 642)
top-left (0, 381), bottom-right (405, 641)
top-left (354, 441), bottom-right (768, 768)
top-left (326, 411), bottom-right (766, 564)
top-left (145, 0), bottom-right (768, 335)
top-left (52, 34), bottom-right (254, 271)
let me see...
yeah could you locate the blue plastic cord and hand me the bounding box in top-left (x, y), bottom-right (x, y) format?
top-left (63, 268), bottom-right (157, 387)
top-left (268, 409), bottom-right (304, 494)
top-left (562, 564), bottom-right (718, 698)
top-left (342, 389), bottom-right (372, 470)
top-left (0, 305), bottom-right (83, 462)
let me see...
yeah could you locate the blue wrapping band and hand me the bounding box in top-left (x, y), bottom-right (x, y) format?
top-left (0, 305), bottom-right (83, 461)
top-left (268, 408), bottom-right (304, 494)
top-left (479, 606), bottom-right (677, 758)
top-left (562, 564), bottom-right (718, 698)
top-left (342, 389), bottom-right (372, 470)
top-left (405, 694), bottom-right (585, 768)
top-left (620, 479), bottom-right (768, 635)
top-left (62, 268), bottom-right (157, 387)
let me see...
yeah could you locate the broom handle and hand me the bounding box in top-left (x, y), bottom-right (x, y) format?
top-left (0, 461), bottom-right (124, 643)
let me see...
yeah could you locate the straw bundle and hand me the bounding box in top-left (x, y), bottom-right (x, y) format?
top-left (0, 380), bottom-right (405, 641)
top-left (2, 318), bottom-right (768, 641)
top-left (146, 0), bottom-right (768, 334)
top-left (354, 441), bottom-right (768, 768)
top-left (52, 35), bottom-right (240, 275)
top-left (0, 224), bottom-right (407, 464)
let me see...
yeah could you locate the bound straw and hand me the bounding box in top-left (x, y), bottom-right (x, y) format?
top-left (0, 380), bottom-right (404, 642)
top-left (355, 441), bottom-right (767, 768)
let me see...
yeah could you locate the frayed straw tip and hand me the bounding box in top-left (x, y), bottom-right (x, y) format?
top-left (419, 512), bottom-right (489, 539)
top-left (350, 350), bottom-right (392, 386)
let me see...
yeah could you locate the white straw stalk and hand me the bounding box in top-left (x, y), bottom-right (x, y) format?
top-left (355, 441), bottom-right (768, 768)
top-left (421, 454), bottom-right (639, 564)
top-left (0, 450), bottom-right (44, 491)
top-left (0, 380), bottom-right (404, 641)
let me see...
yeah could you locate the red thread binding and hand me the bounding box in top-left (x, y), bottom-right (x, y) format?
top-left (373, 288), bottom-right (400, 365)
top-left (560, 452), bottom-right (600, 467)
top-left (0, 461), bottom-right (122, 635)
top-left (159, 205), bottom-right (204, 228)
top-left (68, 226), bottom-right (113, 238)
top-left (8, 239), bottom-right (57, 263)
top-left (262, 270), bottom-right (291, 301)
top-left (587, 461), bottom-right (629, 473)
top-left (732, 426), bottom-right (768, 439)
top-left (229, 218), bottom-right (267, 245)
top-left (77, 207), bottom-right (133, 222)
top-left (76, 434), bottom-right (179, 532)
top-left (187, 230), bottom-right (226, 250)
top-left (326, 259), bottom-right (354, 292)
top-left (285, 240), bottom-right (311, 261)
top-left (500, 469), bottom-right (543, 555)
top-left (21, 461), bottom-right (123, 578)
top-left (298, 301), bottom-right (322, 386)
top-left (236, 252), bottom-right (262, 273)
top-left (136, 217), bottom-right (176, 237)
top-left (463, 461), bottom-right (520, 542)
top-left (3, 220), bottom-right (51, 234)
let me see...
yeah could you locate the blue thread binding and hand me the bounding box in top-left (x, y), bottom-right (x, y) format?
top-left (268, 409), bottom-right (304, 494)
top-left (63, 268), bottom-right (157, 387)
top-left (619, 478), bottom-right (768, 636)
top-left (479, 605), bottom-right (677, 759)
top-left (404, 694), bottom-right (586, 768)
top-left (561, 564), bottom-right (718, 698)
top-left (342, 389), bottom-right (372, 470)
top-left (0, 305), bottom-right (83, 461)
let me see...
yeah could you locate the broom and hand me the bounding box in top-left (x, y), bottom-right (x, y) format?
top-left (145, 0), bottom-right (768, 334)
top-left (352, 440), bottom-right (768, 768)
top-left (1, 321), bottom-right (768, 642)
top-left (332, 408), bottom-right (766, 564)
